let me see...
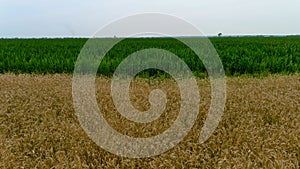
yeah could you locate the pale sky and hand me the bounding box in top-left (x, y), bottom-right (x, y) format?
top-left (1, 0), bottom-right (299, 37)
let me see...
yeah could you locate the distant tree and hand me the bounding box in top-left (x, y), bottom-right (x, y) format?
top-left (218, 33), bottom-right (222, 37)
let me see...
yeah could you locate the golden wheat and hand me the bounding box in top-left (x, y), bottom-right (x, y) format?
top-left (0, 74), bottom-right (299, 168)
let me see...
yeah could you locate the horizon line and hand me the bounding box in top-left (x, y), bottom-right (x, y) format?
top-left (1, 34), bottom-right (300, 39)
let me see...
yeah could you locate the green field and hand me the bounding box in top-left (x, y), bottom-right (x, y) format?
top-left (0, 36), bottom-right (300, 76)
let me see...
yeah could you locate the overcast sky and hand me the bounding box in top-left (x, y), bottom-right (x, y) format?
top-left (1, 0), bottom-right (299, 37)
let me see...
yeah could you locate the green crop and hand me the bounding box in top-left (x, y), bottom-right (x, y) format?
top-left (0, 36), bottom-right (299, 77)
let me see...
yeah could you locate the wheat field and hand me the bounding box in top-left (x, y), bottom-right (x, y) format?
top-left (0, 74), bottom-right (299, 168)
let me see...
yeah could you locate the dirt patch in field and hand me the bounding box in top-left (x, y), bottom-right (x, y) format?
top-left (0, 74), bottom-right (299, 168)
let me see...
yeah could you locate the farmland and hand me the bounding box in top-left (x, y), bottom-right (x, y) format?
top-left (0, 36), bottom-right (300, 76)
top-left (0, 37), bottom-right (299, 168)
top-left (0, 74), bottom-right (299, 168)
